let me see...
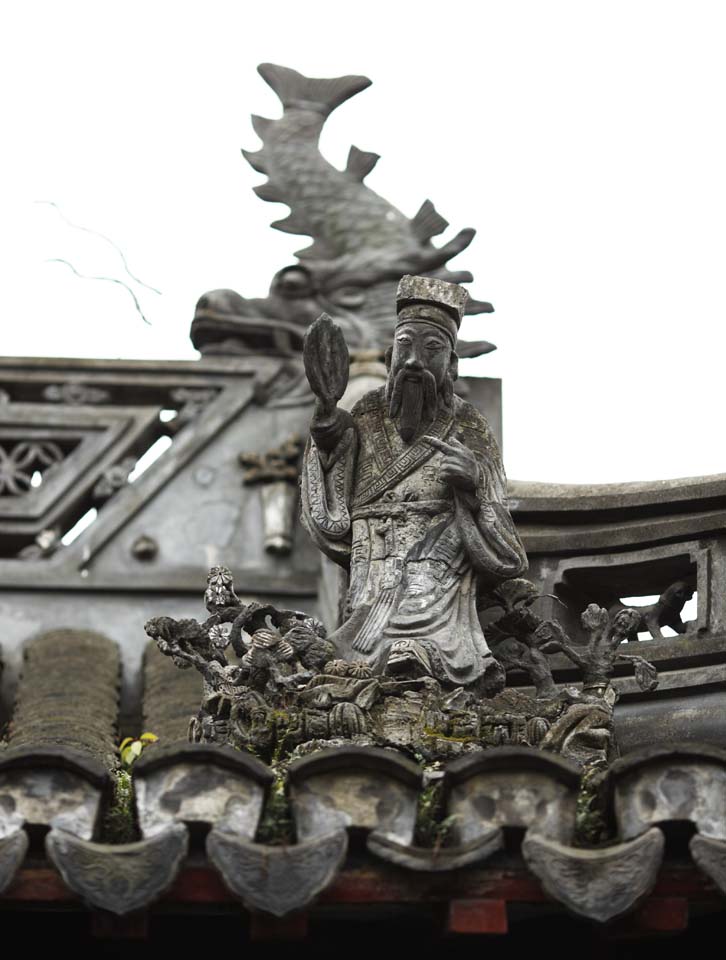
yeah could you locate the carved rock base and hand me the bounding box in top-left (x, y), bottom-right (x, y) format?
top-left (195, 677), bottom-right (616, 770)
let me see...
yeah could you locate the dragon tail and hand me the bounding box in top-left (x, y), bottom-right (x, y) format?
top-left (244, 64), bottom-right (373, 251)
top-left (256, 63), bottom-right (371, 117)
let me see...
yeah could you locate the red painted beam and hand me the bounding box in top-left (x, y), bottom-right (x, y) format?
top-left (447, 899), bottom-right (508, 935)
top-left (1, 868), bottom-right (76, 902)
top-left (0, 863), bottom-right (720, 914)
top-left (635, 898), bottom-right (689, 933)
top-left (166, 866), bottom-right (231, 903)
top-left (320, 868), bottom-right (544, 904)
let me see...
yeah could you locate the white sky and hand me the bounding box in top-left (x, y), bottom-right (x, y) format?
top-left (1, 1), bottom-right (725, 484)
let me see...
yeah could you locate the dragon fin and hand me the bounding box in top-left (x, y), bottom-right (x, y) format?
top-left (257, 63), bottom-right (371, 117)
top-left (437, 227), bottom-right (476, 259)
top-left (465, 297), bottom-right (494, 315)
top-left (241, 148), bottom-right (267, 174)
top-left (438, 270), bottom-right (474, 284)
top-left (411, 200), bottom-right (449, 242)
top-left (457, 340), bottom-right (497, 357)
top-left (295, 238), bottom-right (337, 261)
top-left (345, 146), bottom-right (380, 181)
top-left (271, 213), bottom-right (309, 235)
top-left (429, 267), bottom-right (494, 315)
top-left (254, 183), bottom-right (285, 203)
top-left (251, 115), bottom-right (273, 139)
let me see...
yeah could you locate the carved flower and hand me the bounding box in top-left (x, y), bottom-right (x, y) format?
top-left (208, 623), bottom-right (232, 651)
top-left (346, 660), bottom-right (373, 679)
top-left (323, 660), bottom-right (350, 677)
top-left (204, 566), bottom-right (237, 610)
top-left (0, 441), bottom-right (64, 495)
top-left (301, 615), bottom-right (327, 639)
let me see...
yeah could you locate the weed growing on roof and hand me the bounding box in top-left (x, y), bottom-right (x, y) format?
top-left (101, 732), bottom-right (159, 844)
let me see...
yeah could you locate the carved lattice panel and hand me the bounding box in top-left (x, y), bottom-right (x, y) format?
top-left (0, 438), bottom-right (72, 496)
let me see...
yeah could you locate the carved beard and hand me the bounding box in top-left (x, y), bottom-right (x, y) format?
top-left (386, 368), bottom-right (453, 442)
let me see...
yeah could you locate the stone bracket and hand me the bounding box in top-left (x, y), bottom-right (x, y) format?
top-left (0, 828), bottom-right (29, 894)
top-left (522, 827), bottom-right (665, 923)
top-left (366, 825), bottom-right (504, 872)
top-left (46, 822), bottom-right (189, 915)
top-left (206, 826), bottom-right (348, 917)
top-left (689, 833), bottom-right (726, 895)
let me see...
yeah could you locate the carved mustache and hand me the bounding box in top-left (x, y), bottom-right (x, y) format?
top-left (386, 367), bottom-right (439, 442)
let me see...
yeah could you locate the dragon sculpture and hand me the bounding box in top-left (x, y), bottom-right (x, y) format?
top-left (191, 63), bottom-right (496, 360)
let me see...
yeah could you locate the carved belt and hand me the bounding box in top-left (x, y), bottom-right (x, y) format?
top-left (351, 499), bottom-right (452, 521)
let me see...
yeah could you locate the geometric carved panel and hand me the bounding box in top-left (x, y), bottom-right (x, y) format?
top-left (0, 403), bottom-right (161, 551)
top-left (0, 355), bottom-right (303, 592)
top-left (0, 438), bottom-right (72, 496)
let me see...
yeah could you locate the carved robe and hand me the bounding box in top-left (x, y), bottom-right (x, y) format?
top-left (301, 387), bottom-right (527, 687)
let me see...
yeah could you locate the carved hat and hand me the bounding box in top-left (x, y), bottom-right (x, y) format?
top-left (395, 275), bottom-right (468, 345)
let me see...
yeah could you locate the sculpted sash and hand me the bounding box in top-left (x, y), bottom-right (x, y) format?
top-left (353, 401), bottom-right (455, 508)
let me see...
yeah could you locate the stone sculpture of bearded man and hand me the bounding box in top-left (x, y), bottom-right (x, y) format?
top-left (301, 275), bottom-right (527, 693)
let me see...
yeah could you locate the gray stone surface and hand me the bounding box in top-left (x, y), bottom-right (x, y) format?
top-left (192, 64), bottom-right (494, 359)
top-left (0, 828), bottom-right (28, 893)
top-left (301, 280), bottom-right (526, 690)
top-left (6, 629), bottom-right (120, 771)
top-left (367, 825), bottom-right (503, 873)
top-left (4, 64), bottom-right (726, 929)
top-left (206, 826), bottom-right (348, 917)
top-left (611, 745), bottom-right (726, 840)
top-left (445, 748), bottom-right (580, 845)
top-left (522, 827), bottom-right (665, 923)
top-left (147, 286), bottom-right (664, 770)
top-left (690, 833), bottom-right (726, 895)
top-left (288, 747), bottom-right (421, 845)
top-left (46, 822), bottom-right (188, 915)
top-left (142, 640), bottom-right (202, 746)
top-left (0, 753), bottom-right (102, 840)
top-left (135, 758), bottom-right (267, 839)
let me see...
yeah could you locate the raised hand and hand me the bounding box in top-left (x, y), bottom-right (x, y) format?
top-left (422, 435), bottom-right (479, 494)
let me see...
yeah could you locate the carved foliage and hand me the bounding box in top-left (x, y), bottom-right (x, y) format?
top-left (551, 604), bottom-right (659, 693)
top-left (239, 434), bottom-right (304, 485)
top-left (43, 383), bottom-right (111, 405)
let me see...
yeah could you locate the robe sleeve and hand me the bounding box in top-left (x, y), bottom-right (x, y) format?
top-left (454, 415), bottom-right (528, 585)
top-left (300, 421), bottom-right (358, 568)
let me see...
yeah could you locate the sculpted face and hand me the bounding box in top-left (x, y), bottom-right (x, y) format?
top-left (386, 314), bottom-right (458, 442)
top-left (390, 321), bottom-right (452, 388)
